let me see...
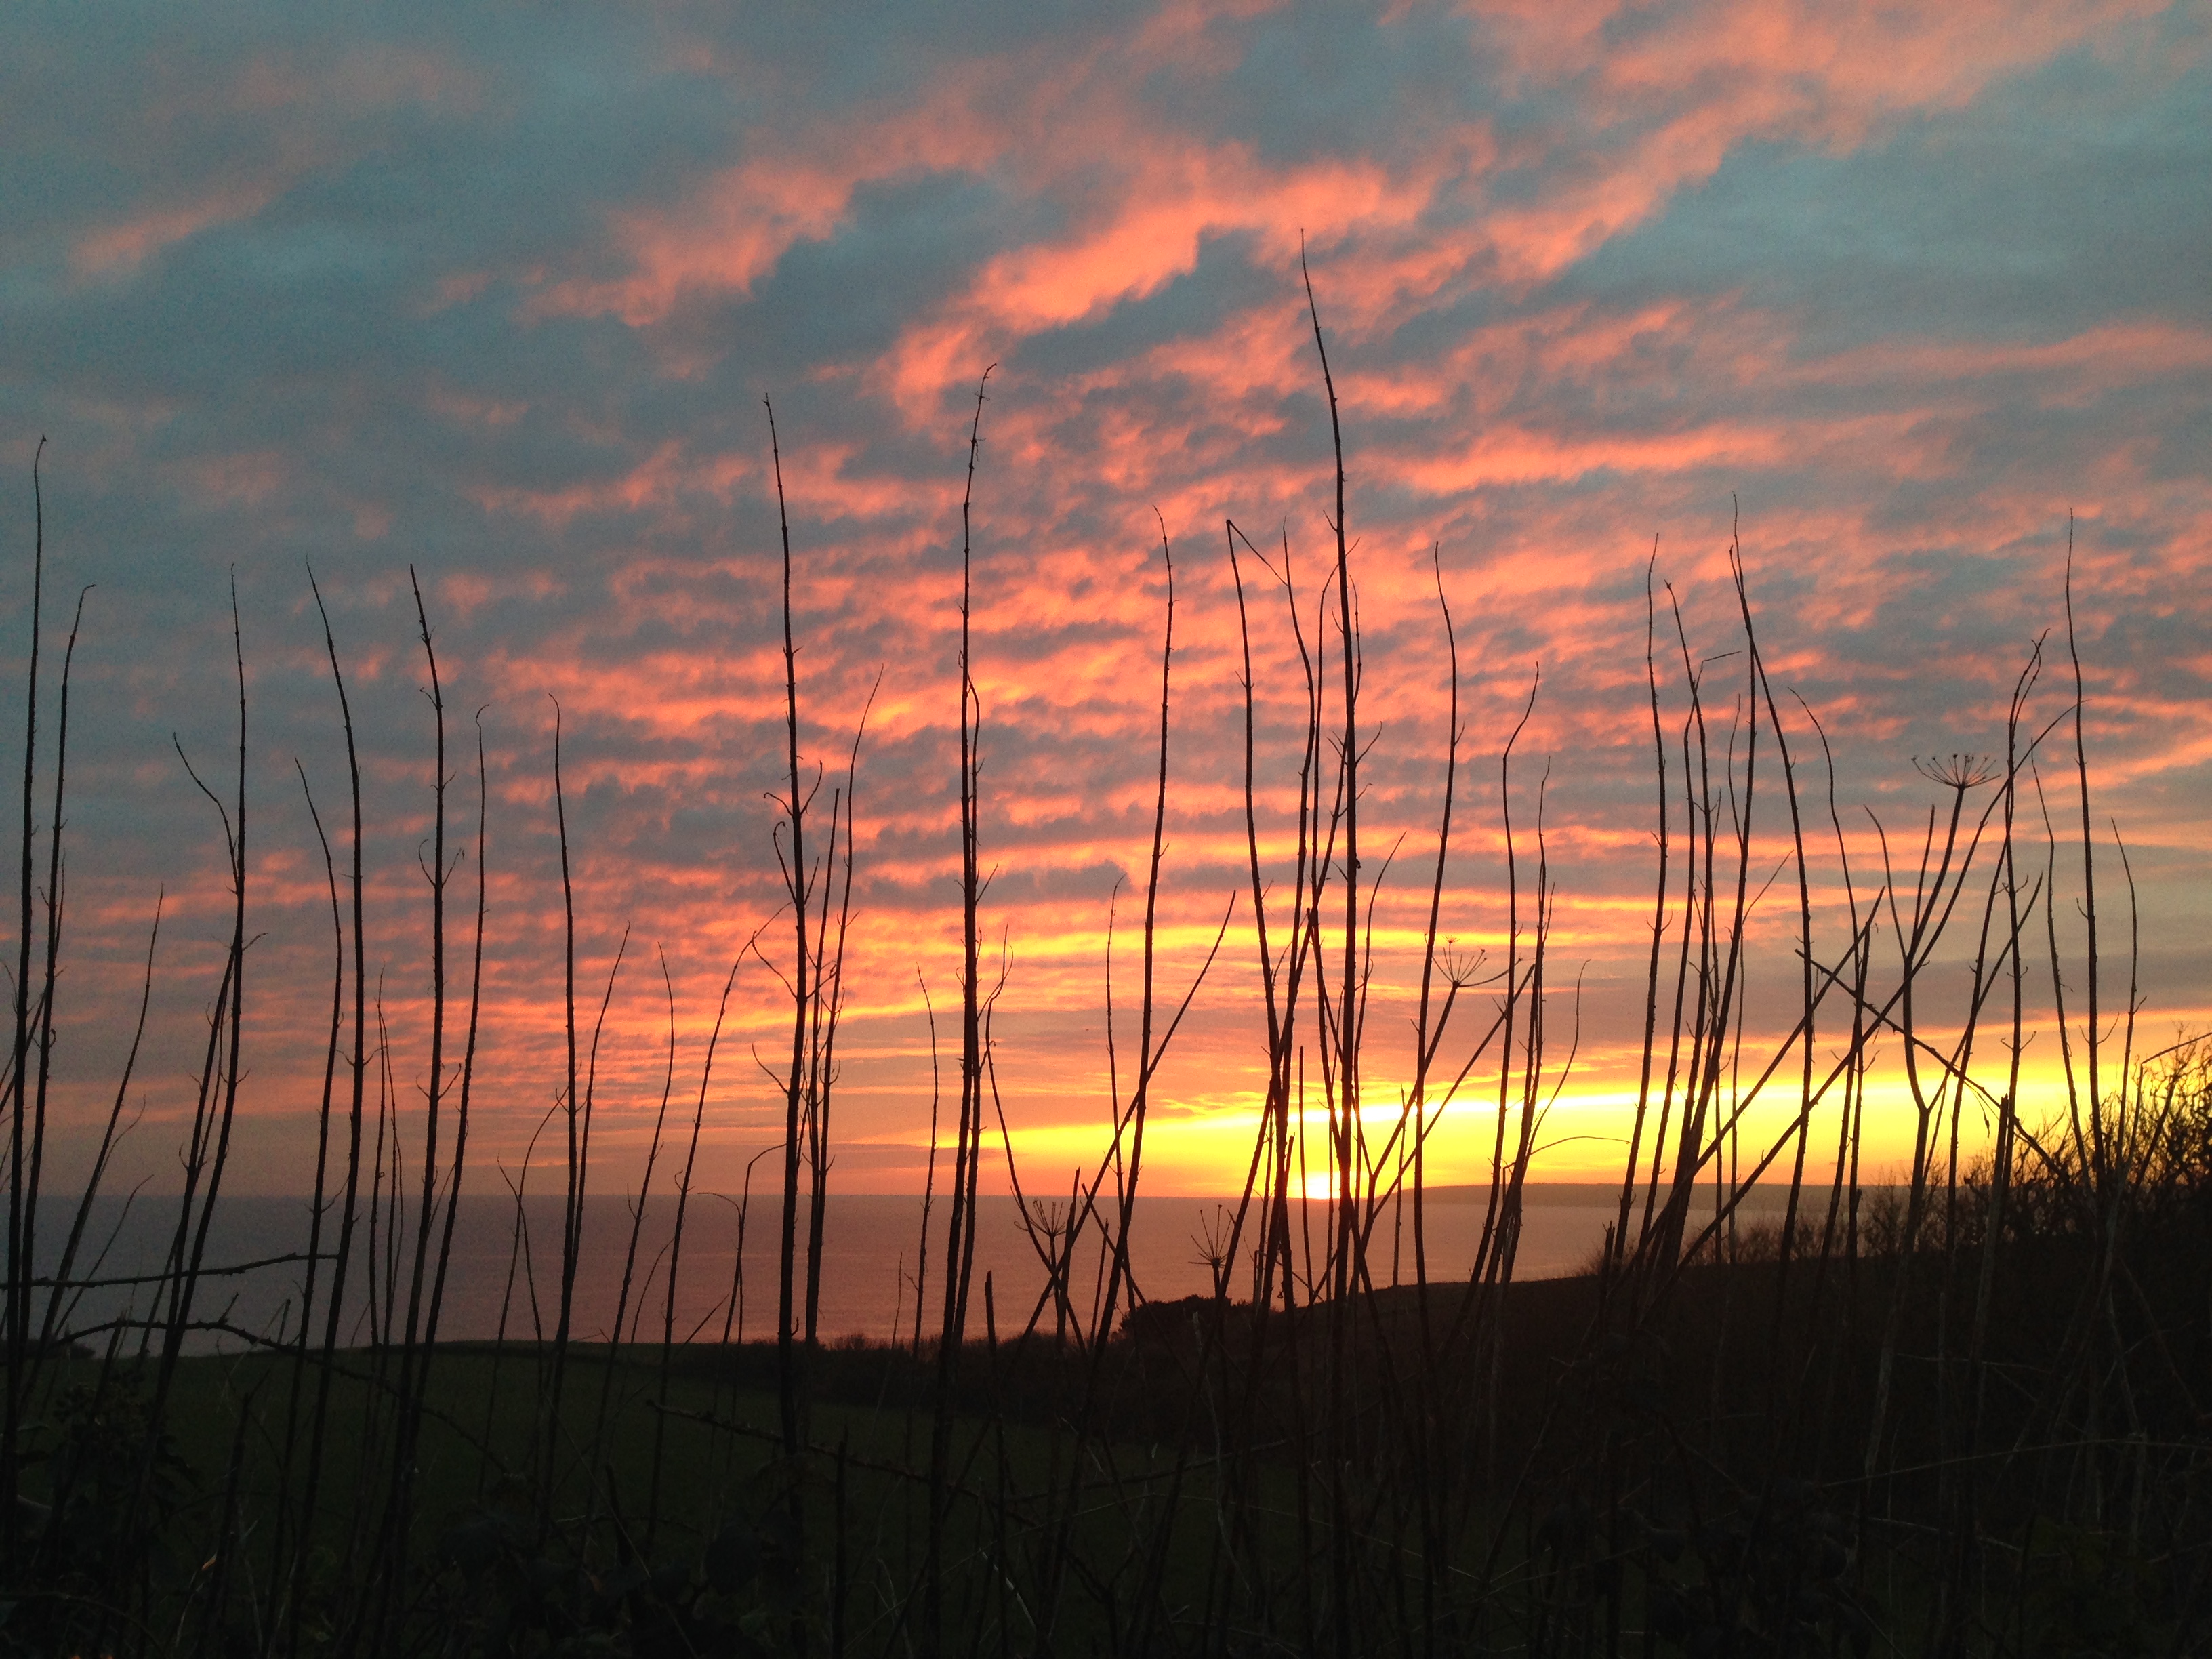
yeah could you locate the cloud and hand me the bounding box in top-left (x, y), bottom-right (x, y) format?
top-left (0, 0), bottom-right (2205, 1200)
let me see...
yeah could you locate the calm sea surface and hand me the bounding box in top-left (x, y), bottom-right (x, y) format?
top-left (21, 1185), bottom-right (1793, 1352)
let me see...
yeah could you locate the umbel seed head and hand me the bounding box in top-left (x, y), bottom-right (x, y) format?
top-left (1914, 752), bottom-right (1997, 790)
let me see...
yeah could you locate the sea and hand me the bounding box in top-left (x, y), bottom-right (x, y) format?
top-left (15, 1183), bottom-right (1801, 1353)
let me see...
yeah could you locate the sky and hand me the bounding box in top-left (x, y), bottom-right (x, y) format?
top-left (1, 0), bottom-right (2208, 1201)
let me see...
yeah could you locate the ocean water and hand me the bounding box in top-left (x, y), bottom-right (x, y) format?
top-left (18, 1185), bottom-right (1769, 1353)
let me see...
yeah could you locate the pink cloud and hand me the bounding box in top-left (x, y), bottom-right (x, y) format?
top-left (70, 186), bottom-right (274, 278)
top-left (20, 1), bottom-right (2209, 1210)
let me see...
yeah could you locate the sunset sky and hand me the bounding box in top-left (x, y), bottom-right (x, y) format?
top-left (3, 0), bottom-right (2208, 1200)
